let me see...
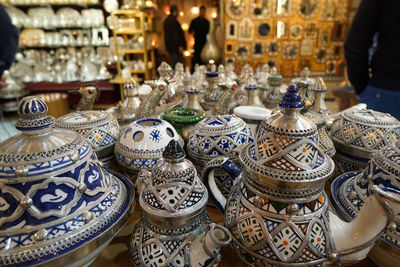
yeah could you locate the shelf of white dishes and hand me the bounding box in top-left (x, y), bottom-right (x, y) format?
top-left (0, 0), bottom-right (100, 5)
top-left (117, 48), bottom-right (154, 54)
top-left (19, 44), bottom-right (109, 49)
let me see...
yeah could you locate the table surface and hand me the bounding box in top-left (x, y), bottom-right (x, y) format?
top-left (91, 203), bottom-right (377, 267)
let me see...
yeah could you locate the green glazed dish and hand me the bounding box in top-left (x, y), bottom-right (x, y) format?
top-left (163, 107), bottom-right (205, 139)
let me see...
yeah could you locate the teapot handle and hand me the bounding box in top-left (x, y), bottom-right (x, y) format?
top-left (201, 157), bottom-right (242, 212)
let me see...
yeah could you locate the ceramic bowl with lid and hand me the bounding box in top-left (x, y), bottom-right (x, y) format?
top-left (0, 96), bottom-right (134, 266)
top-left (331, 140), bottom-right (400, 267)
top-left (187, 115), bottom-right (254, 197)
top-left (114, 118), bottom-right (184, 180)
top-left (56, 110), bottom-right (121, 168)
top-left (330, 108), bottom-right (400, 174)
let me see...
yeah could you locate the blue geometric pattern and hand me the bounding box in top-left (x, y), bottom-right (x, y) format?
top-left (150, 129), bottom-right (161, 142)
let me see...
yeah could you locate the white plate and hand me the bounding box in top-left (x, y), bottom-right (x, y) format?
top-left (233, 105), bottom-right (272, 121)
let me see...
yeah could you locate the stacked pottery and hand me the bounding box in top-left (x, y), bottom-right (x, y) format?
top-left (130, 140), bottom-right (231, 266)
top-left (330, 108), bottom-right (400, 175)
top-left (202, 84), bottom-right (400, 266)
top-left (331, 140), bottom-right (400, 267)
top-left (0, 96), bottom-right (133, 266)
top-left (56, 85), bottom-right (121, 169)
top-left (188, 81), bottom-right (254, 198)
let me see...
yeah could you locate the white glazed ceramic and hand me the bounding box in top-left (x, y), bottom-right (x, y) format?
top-left (233, 105), bottom-right (272, 135)
top-left (114, 118), bottom-right (183, 178)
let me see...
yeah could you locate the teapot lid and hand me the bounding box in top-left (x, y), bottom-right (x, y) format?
top-left (240, 84), bottom-right (334, 202)
top-left (0, 96), bottom-right (134, 265)
top-left (139, 140), bottom-right (208, 224)
top-left (331, 108), bottom-right (400, 158)
top-left (157, 61), bottom-right (172, 78)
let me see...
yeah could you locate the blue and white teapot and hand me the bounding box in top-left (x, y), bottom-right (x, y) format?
top-left (0, 96), bottom-right (134, 266)
top-left (202, 84), bottom-right (400, 266)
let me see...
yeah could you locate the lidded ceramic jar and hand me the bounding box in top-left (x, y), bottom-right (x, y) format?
top-left (0, 96), bottom-right (134, 266)
top-left (203, 84), bottom-right (337, 266)
top-left (244, 73), bottom-right (263, 107)
top-left (131, 140), bottom-right (231, 266)
top-left (330, 108), bottom-right (400, 175)
top-left (114, 118), bottom-right (183, 180)
top-left (55, 109), bottom-right (120, 168)
top-left (264, 67), bottom-right (282, 109)
top-left (331, 140), bottom-right (400, 267)
top-left (188, 114), bottom-right (254, 197)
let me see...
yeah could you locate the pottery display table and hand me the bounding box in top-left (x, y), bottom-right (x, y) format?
top-left (91, 204), bottom-right (376, 267)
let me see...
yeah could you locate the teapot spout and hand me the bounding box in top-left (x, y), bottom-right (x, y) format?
top-left (190, 223), bottom-right (231, 266)
top-left (330, 186), bottom-right (400, 264)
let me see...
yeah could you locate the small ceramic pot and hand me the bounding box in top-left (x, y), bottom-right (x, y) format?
top-left (162, 107), bottom-right (205, 142)
top-left (330, 108), bottom-right (400, 175)
top-left (187, 115), bottom-right (254, 198)
top-left (0, 96), bottom-right (134, 266)
top-left (114, 118), bottom-right (184, 180)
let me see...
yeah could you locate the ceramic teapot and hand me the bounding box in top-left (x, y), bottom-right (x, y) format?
top-left (130, 140), bottom-right (231, 266)
top-left (56, 84), bottom-right (121, 169)
top-left (187, 80), bottom-right (254, 198)
top-left (202, 84), bottom-right (400, 266)
top-left (0, 96), bottom-right (134, 266)
top-left (331, 140), bottom-right (400, 267)
top-left (330, 107), bottom-right (400, 176)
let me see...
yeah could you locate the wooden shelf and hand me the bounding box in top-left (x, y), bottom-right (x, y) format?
top-left (117, 48), bottom-right (154, 54)
top-left (114, 29), bottom-right (144, 35)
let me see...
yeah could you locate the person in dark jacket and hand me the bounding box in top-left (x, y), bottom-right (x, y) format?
top-left (189, 6), bottom-right (209, 68)
top-left (0, 4), bottom-right (19, 88)
top-left (163, 5), bottom-right (186, 69)
top-left (344, 0), bottom-right (400, 119)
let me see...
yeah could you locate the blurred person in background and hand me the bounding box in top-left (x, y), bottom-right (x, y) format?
top-left (189, 6), bottom-right (209, 69)
top-left (345, 0), bottom-right (400, 119)
top-left (163, 5), bottom-right (186, 69)
top-left (0, 4), bottom-right (19, 88)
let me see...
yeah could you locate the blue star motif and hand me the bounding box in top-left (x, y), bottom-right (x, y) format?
top-left (150, 129), bottom-right (161, 142)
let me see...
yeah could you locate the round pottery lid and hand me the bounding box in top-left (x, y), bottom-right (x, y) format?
top-left (0, 96), bottom-right (133, 266)
top-left (139, 140), bottom-right (208, 224)
top-left (187, 115), bottom-right (254, 162)
top-left (233, 105), bottom-right (272, 121)
top-left (56, 110), bottom-right (120, 155)
top-left (331, 108), bottom-right (400, 158)
top-left (115, 118), bottom-right (183, 171)
top-left (240, 84), bottom-right (334, 201)
top-left (163, 107), bottom-right (205, 124)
